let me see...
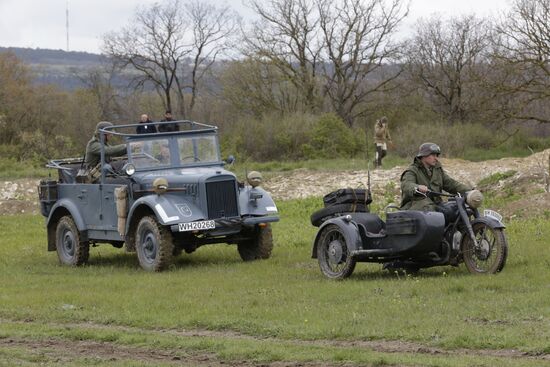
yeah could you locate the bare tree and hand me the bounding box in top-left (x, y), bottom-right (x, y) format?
top-left (103, 0), bottom-right (188, 116)
top-left (221, 58), bottom-right (303, 117)
top-left (405, 14), bottom-right (493, 123)
top-left (243, 0), bottom-right (322, 112)
top-left (492, 0), bottom-right (550, 124)
top-left (73, 61), bottom-right (122, 121)
top-left (317, 0), bottom-right (408, 126)
top-left (176, 0), bottom-right (240, 117)
top-left (103, 0), bottom-right (237, 119)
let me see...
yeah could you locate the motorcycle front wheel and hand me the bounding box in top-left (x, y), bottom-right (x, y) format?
top-left (316, 224), bottom-right (356, 279)
top-left (462, 223), bottom-right (508, 274)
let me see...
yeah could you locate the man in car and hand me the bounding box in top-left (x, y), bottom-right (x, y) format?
top-left (400, 142), bottom-right (472, 211)
top-left (84, 121), bottom-right (127, 179)
top-left (158, 110), bottom-right (179, 132)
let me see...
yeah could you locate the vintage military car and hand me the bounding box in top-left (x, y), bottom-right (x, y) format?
top-left (38, 120), bottom-right (279, 271)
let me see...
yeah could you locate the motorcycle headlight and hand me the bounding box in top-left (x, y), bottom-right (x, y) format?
top-left (466, 190), bottom-right (483, 208)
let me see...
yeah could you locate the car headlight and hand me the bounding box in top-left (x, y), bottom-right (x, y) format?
top-left (123, 163), bottom-right (136, 176)
top-left (153, 177), bottom-right (168, 194)
top-left (247, 171), bottom-right (262, 187)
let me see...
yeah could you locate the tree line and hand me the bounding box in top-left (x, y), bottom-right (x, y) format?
top-left (0, 0), bottom-right (548, 163)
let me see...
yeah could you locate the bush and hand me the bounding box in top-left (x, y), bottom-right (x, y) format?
top-left (306, 113), bottom-right (365, 159)
top-left (220, 112), bottom-right (367, 162)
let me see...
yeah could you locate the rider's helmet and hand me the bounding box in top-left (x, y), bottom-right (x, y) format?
top-left (416, 142), bottom-right (441, 158)
top-left (95, 121), bottom-right (113, 137)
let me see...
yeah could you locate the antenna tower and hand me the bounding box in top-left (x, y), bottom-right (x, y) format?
top-left (66, 0), bottom-right (69, 51)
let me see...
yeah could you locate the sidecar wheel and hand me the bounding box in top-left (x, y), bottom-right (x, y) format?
top-left (316, 224), bottom-right (356, 279)
top-left (462, 223), bottom-right (508, 274)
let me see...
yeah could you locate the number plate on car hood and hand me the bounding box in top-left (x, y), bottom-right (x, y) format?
top-left (178, 220), bottom-right (215, 232)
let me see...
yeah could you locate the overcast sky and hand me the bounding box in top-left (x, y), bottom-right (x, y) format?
top-left (0, 0), bottom-right (511, 54)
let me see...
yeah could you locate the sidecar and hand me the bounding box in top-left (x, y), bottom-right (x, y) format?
top-left (311, 210), bottom-right (446, 279)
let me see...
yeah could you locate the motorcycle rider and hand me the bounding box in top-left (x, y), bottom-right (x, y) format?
top-left (400, 142), bottom-right (472, 211)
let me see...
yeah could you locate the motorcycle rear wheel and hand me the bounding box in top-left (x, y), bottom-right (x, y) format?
top-left (462, 223), bottom-right (508, 274)
top-left (316, 224), bottom-right (356, 279)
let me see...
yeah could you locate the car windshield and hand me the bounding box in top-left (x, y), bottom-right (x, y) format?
top-left (128, 134), bottom-right (220, 169)
top-left (177, 135), bottom-right (219, 164)
top-left (129, 138), bottom-right (171, 169)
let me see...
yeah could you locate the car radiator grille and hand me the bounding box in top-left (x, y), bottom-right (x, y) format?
top-left (205, 179), bottom-right (239, 219)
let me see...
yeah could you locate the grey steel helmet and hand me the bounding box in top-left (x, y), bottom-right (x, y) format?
top-left (95, 121), bottom-right (113, 137)
top-left (416, 142), bottom-right (441, 158)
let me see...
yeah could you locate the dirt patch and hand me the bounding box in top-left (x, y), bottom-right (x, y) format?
top-left (263, 150), bottom-right (550, 202)
top-left (0, 337), bottom-right (357, 367)
top-left (0, 180), bottom-right (41, 215)
top-left (1, 319), bottom-right (548, 366)
top-left (2, 149), bottom-right (549, 216)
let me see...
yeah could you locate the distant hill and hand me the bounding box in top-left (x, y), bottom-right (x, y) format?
top-left (0, 47), bottom-right (111, 90)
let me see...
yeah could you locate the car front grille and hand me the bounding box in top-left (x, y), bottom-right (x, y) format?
top-left (205, 179), bottom-right (239, 219)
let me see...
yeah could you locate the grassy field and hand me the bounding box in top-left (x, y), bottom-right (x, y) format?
top-left (1, 198), bottom-right (550, 366)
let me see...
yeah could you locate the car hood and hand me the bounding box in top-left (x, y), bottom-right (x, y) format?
top-left (132, 167), bottom-right (237, 187)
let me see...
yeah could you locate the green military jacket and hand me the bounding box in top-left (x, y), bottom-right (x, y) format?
top-left (400, 158), bottom-right (471, 210)
top-left (84, 137), bottom-right (127, 168)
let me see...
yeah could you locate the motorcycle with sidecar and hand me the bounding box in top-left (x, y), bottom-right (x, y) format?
top-left (311, 189), bottom-right (508, 279)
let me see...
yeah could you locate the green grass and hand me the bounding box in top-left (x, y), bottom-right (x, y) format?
top-left (1, 200), bottom-right (550, 366)
top-left (478, 170), bottom-right (517, 187)
top-left (462, 144), bottom-right (548, 162)
top-left (0, 158), bottom-right (49, 180)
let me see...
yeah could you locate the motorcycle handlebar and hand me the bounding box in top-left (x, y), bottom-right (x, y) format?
top-left (414, 188), bottom-right (458, 198)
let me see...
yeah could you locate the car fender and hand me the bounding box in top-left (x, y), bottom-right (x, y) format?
top-left (127, 193), bottom-right (203, 228)
top-left (311, 216), bottom-right (362, 258)
top-left (47, 198), bottom-right (86, 231)
top-left (46, 198), bottom-right (87, 251)
top-left (471, 215), bottom-right (506, 229)
top-left (238, 186), bottom-right (278, 217)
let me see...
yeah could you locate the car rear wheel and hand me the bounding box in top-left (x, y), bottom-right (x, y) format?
top-left (237, 224), bottom-right (273, 261)
top-left (135, 216), bottom-right (174, 271)
top-left (55, 216), bottom-right (89, 266)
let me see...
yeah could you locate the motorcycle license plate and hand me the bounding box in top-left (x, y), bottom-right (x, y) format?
top-left (483, 209), bottom-right (503, 222)
top-left (178, 220), bottom-right (215, 232)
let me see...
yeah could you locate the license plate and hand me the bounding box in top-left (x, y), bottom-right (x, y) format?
top-left (178, 220), bottom-right (215, 232)
top-left (483, 209), bottom-right (503, 222)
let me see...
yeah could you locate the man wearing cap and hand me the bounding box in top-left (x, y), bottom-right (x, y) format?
top-left (400, 142), bottom-right (471, 211)
top-left (158, 110), bottom-right (179, 132)
top-left (85, 121), bottom-right (127, 169)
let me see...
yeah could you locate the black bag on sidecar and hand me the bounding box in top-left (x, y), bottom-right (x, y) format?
top-left (323, 188), bottom-right (372, 207)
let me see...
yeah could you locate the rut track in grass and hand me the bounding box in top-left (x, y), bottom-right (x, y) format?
top-left (2, 318), bottom-right (549, 363)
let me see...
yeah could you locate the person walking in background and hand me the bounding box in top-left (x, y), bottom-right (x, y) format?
top-left (158, 110), bottom-right (179, 132)
top-left (373, 116), bottom-right (392, 168)
top-left (136, 114), bottom-right (157, 134)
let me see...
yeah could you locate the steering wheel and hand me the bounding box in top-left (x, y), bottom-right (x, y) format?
top-left (133, 151), bottom-right (160, 163)
top-left (181, 155), bottom-right (200, 162)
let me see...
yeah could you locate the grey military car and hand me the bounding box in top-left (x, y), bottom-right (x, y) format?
top-left (39, 120), bottom-right (279, 271)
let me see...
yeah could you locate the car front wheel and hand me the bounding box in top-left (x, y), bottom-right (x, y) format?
top-left (135, 216), bottom-right (174, 271)
top-left (237, 224), bottom-right (273, 261)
